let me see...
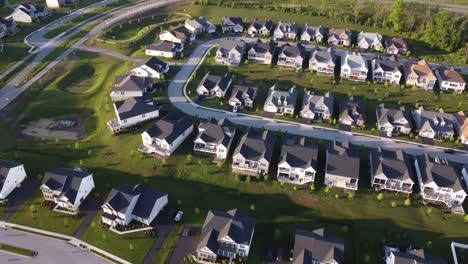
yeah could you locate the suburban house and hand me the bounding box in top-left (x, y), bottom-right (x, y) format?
top-left (338, 97), bottom-right (366, 127)
top-left (232, 128), bottom-right (276, 176)
top-left (0, 23), bottom-right (5, 39)
top-left (107, 96), bottom-right (159, 134)
top-left (40, 168), bottom-right (95, 214)
top-left (46, 0), bottom-right (79, 8)
top-left (273, 21), bottom-right (298, 40)
top-left (196, 71), bottom-right (233, 98)
top-left (221, 16), bottom-right (243, 33)
top-left (403, 60), bottom-right (436, 91)
top-left (340, 51), bottom-right (368, 82)
top-left (292, 229), bottom-right (345, 264)
top-left (376, 104), bottom-right (412, 137)
top-left (247, 19), bottom-right (273, 37)
top-left (301, 91), bottom-right (334, 123)
top-left (435, 66), bottom-right (466, 93)
top-left (277, 137), bottom-right (318, 185)
top-left (196, 209), bottom-right (255, 262)
top-left (0, 17), bottom-right (18, 36)
top-left (263, 85), bottom-right (297, 116)
top-left (325, 141), bottom-right (360, 191)
top-left (357, 31), bottom-right (383, 51)
top-left (215, 39), bottom-right (247, 66)
top-left (371, 55), bottom-right (402, 85)
top-left (11, 4), bottom-right (50, 23)
top-left (370, 148), bottom-right (414, 194)
top-left (109, 75), bottom-right (152, 102)
top-left (184, 17), bottom-right (215, 34)
top-left (128, 57), bottom-right (169, 79)
top-left (277, 43), bottom-right (305, 69)
top-left (247, 39), bottom-right (275, 64)
top-left (101, 184), bottom-right (168, 227)
top-left (194, 118), bottom-right (236, 162)
top-left (327, 28), bottom-right (351, 47)
top-left (145, 40), bottom-right (183, 58)
top-left (300, 24), bottom-right (325, 42)
top-left (228, 83), bottom-right (257, 110)
top-left (309, 47), bottom-right (335, 75)
top-left (412, 106), bottom-right (460, 140)
top-left (384, 246), bottom-right (447, 264)
top-left (159, 26), bottom-right (195, 44)
top-left (385, 37), bottom-right (409, 55)
top-left (456, 111), bottom-right (468, 145)
top-left (0, 160), bottom-right (27, 200)
top-left (414, 154), bottom-right (467, 210)
top-left (140, 111), bottom-right (194, 157)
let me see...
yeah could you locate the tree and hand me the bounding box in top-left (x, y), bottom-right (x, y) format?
top-left (348, 192), bottom-right (354, 200)
top-left (377, 193), bottom-right (384, 202)
top-left (129, 242), bottom-right (134, 251)
top-left (249, 204), bottom-right (255, 211)
top-left (404, 198), bottom-right (411, 207)
top-left (324, 186), bottom-right (330, 196)
top-left (293, 186), bottom-right (298, 191)
top-left (426, 207), bottom-right (433, 216)
top-left (389, 0), bottom-right (404, 32)
top-left (390, 201), bottom-right (397, 208)
top-left (310, 185), bottom-right (315, 192)
top-left (423, 10), bottom-right (463, 52)
top-left (464, 214), bottom-right (468, 223)
top-left (186, 154), bottom-right (192, 163)
top-left (334, 193), bottom-right (340, 199)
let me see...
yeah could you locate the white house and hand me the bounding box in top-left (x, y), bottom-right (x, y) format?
top-left (184, 17), bottom-right (215, 34)
top-left (385, 37), bottom-right (409, 55)
top-left (247, 19), bottom-right (273, 37)
top-left (221, 16), bottom-right (243, 33)
top-left (46, 0), bottom-right (78, 8)
top-left (325, 141), bottom-right (360, 191)
top-left (107, 97), bottom-right (159, 134)
top-left (247, 39), bottom-right (275, 64)
top-left (300, 24), bottom-right (325, 42)
top-left (128, 57), bottom-right (169, 79)
top-left (194, 118), bottom-right (236, 162)
top-left (384, 246), bottom-right (445, 264)
top-left (196, 71), bottom-right (233, 98)
top-left (339, 97), bottom-right (366, 127)
top-left (371, 55), bottom-right (402, 85)
top-left (139, 111), bottom-right (194, 157)
top-left (159, 26), bottom-right (195, 44)
top-left (277, 137), bottom-right (318, 185)
top-left (11, 4), bottom-right (50, 23)
top-left (263, 85), bottom-right (297, 116)
top-left (327, 28), bottom-right (351, 47)
top-left (215, 39), bottom-right (246, 66)
top-left (357, 31), bottom-right (383, 51)
top-left (101, 184), bottom-right (168, 227)
top-left (370, 148), bottom-right (414, 193)
top-left (109, 75), bottom-right (152, 102)
top-left (40, 168), bottom-right (95, 214)
top-left (277, 43), bottom-right (305, 69)
top-left (0, 160), bottom-right (27, 200)
top-left (340, 51), bottom-right (368, 82)
top-left (273, 21), bottom-right (298, 40)
top-left (412, 107), bottom-right (459, 140)
top-left (309, 47), bottom-right (335, 75)
top-left (301, 91), bottom-right (334, 123)
top-left (229, 83), bottom-right (257, 110)
top-left (145, 40), bottom-right (183, 58)
top-left (376, 104), bottom-right (412, 137)
top-left (435, 66), bottom-right (466, 93)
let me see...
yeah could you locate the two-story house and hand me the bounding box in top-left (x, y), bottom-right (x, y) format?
top-left (0, 17), bottom-right (18, 36)
top-left (292, 229), bottom-right (345, 264)
top-left (403, 60), bottom-right (436, 91)
top-left (277, 137), bottom-right (318, 185)
top-left (277, 43), bottom-right (305, 69)
top-left (300, 24), bottom-right (325, 42)
top-left (339, 97), bottom-right (366, 127)
top-left (159, 26), bottom-right (195, 44)
top-left (327, 28), bottom-right (351, 47)
top-left (456, 111), bottom-right (468, 146)
top-left (247, 39), bottom-right (275, 64)
top-left (414, 155), bottom-right (467, 210)
top-left (194, 117), bottom-right (236, 162)
top-left (101, 184), bottom-right (168, 227)
top-left (0, 23), bottom-right (5, 39)
top-left (196, 71), bottom-right (233, 98)
top-left (184, 17), bottom-right (215, 34)
top-left (325, 141), bottom-right (360, 191)
top-left (232, 128), bottom-right (276, 176)
top-left (247, 19), bottom-right (273, 37)
top-left (40, 168), bottom-right (95, 214)
top-left (371, 55), bottom-right (402, 85)
top-left (357, 31), bottom-right (383, 51)
top-left (385, 37), bottom-right (409, 55)
top-left (340, 52), bottom-right (368, 82)
top-left (140, 111), bottom-right (194, 157)
top-left (215, 39), bottom-right (247, 66)
top-left (412, 107), bottom-right (460, 140)
top-left (128, 57), bottom-right (169, 79)
top-left (309, 47), bottom-right (335, 75)
top-left (384, 246), bottom-right (447, 264)
top-left (301, 91), bottom-right (334, 123)
top-left (370, 148), bottom-right (414, 194)
top-left (109, 75), bottom-right (153, 102)
top-left (273, 21), bottom-right (298, 40)
top-left (46, 0), bottom-right (79, 8)
top-left (0, 160), bottom-right (27, 200)
top-left (228, 83), bottom-right (257, 110)
top-left (145, 40), bottom-right (183, 58)
top-left (11, 4), bottom-right (50, 23)
top-left (435, 66), bottom-right (466, 93)
top-left (108, 96), bottom-right (159, 134)
top-left (263, 85), bottom-right (298, 116)
top-left (376, 104), bottom-right (412, 137)
top-left (221, 16), bottom-right (243, 33)
top-left (196, 209), bottom-right (255, 262)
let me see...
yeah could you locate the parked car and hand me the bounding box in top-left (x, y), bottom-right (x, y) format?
top-left (174, 211), bottom-right (183, 222)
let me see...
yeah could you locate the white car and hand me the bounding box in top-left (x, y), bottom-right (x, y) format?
top-left (174, 211), bottom-right (183, 222)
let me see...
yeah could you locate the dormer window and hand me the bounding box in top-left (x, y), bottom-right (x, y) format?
top-left (440, 117), bottom-right (445, 127)
top-left (433, 117), bottom-right (439, 126)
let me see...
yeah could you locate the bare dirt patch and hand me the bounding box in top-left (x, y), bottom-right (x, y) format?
top-left (20, 114), bottom-right (86, 141)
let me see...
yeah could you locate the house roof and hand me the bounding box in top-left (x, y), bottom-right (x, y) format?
top-left (358, 31), bottom-right (382, 45)
top-left (114, 97), bottom-right (159, 120)
top-left (373, 55), bottom-right (400, 72)
top-left (339, 98), bottom-right (365, 124)
top-left (200, 71), bottom-right (233, 92)
top-left (0, 160), bottom-right (22, 189)
top-left (310, 47), bottom-right (335, 64)
top-left (276, 21), bottom-right (298, 33)
top-left (41, 168), bottom-right (92, 205)
top-left (292, 229), bottom-right (344, 264)
top-left (370, 148), bottom-right (413, 182)
top-left (140, 57), bottom-right (168, 73)
top-left (326, 141), bottom-right (360, 179)
top-left (186, 17), bottom-right (213, 30)
top-left (249, 39), bottom-right (275, 55)
top-left (279, 43), bottom-right (305, 58)
top-left (412, 107), bottom-right (458, 134)
top-left (233, 128), bottom-right (276, 162)
top-left (230, 84), bottom-right (257, 103)
top-left (146, 40), bottom-right (181, 52)
top-left (250, 19), bottom-right (273, 31)
top-left (403, 60), bottom-right (435, 79)
top-left (145, 111), bottom-right (194, 144)
top-left (222, 16), bottom-right (243, 26)
top-left (302, 24), bottom-right (325, 37)
top-left (376, 104), bottom-right (411, 129)
top-left (113, 75), bottom-right (151, 93)
top-left (301, 92), bottom-right (334, 116)
top-left (385, 37), bottom-right (409, 50)
top-left (342, 52), bottom-right (367, 70)
top-left (416, 155), bottom-right (464, 192)
top-left (279, 137), bottom-right (318, 169)
top-left (197, 117), bottom-right (235, 147)
top-left (265, 85), bottom-right (297, 110)
top-left (197, 209), bottom-right (256, 253)
top-left (436, 66), bottom-right (466, 84)
top-left (218, 39), bottom-right (246, 57)
top-left (392, 249), bottom-right (447, 264)
top-left (328, 28), bottom-right (351, 38)
top-left (0, 17), bottom-right (14, 27)
top-left (456, 111), bottom-right (468, 141)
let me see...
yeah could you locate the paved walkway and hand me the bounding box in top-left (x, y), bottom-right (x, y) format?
top-left (77, 45), bottom-right (145, 63)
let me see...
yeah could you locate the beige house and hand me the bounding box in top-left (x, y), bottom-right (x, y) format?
top-left (403, 60), bottom-right (436, 91)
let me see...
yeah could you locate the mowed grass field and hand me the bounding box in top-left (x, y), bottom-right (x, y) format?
top-left (0, 48), bottom-right (467, 263)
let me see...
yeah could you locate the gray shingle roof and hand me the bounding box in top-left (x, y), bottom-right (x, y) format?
top-left (370, 148), bottom-right (413, 182)
top-left (279, 43), bottom-right (305, 58)
top-left (385, 37), bottom-right (409, 51)
top-left (339, 98), bottom-right (365, 124)
top-left (392, 249), bottom-right (447, 264)
top-left (197, 117), bottom-right (235, 147)
top-left (113, 75), bottom-right (151, 93)
top-left (416, 155), bottom-right (464, 192)
top-left (233, 128), bottom-right (276, 162)
top-left (222, 16), bottom-right (243, 27)
top-left (146, 40), bottom-right (181, 52)
top-left (436, 66), bottom-right (466, 84)
top-left (326, 141), bottom-right (360, 179)
top-left (42, 168), bottom-right (91, 205)
top-left (373, 55), bottom-right (400, 72)
top-left (145, 111), bottom-right (194, 144)
top-left (200, 71), bottom-right (233, 93)
top-left (376, 104), bottom-right (411, 129)
top-left (141, 57), bottom-right (168, 73)
top-left (230, 84), bottom-right (257, 103)
top-left (302, 25), bottom-right (325, 38)
top-left (279, 137), bottom-right (318, 169)
top-left (301, 92), bottom-right (334, 116)
top-left (276, 21), bottom-right (298, 34)
top-left (250, 19), bottom-right (273, 31)
top-left (310, 47), bottom-right (335, 64)
top-left (0, 160), bottom-right (22, 190)
top-left (292, 229), bottom-right (344, 264)
top-left (218, 39), bottom-right (246, 56)
top-left (250, 39), bottom-right (275, 54)
top-left (115, 97), bottom-right (159, 120)
top-left (265, 85), bottom-right (297, 109)
top-left (412, 107), bottom-right (458, 135)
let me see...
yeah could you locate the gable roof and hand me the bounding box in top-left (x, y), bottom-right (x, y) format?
top-left (249, 39), bottom-right (275, 55)
top-left (436, 66), bottom-right (466, 84)
top-left (200, 71), bottom-right (233, 93)
top-left (114, 97), bottom-right (159, 120)
top-left (302, 24), bottom-right (325, 37)
top-left (391, 249), bottom-right (447, 264)
top-left (145, 111), bottom-right (194, 143)
top-left (412, 107), bottom-right (458, 134)
top-left (279, 43), bottom-right (305, 58)
top-left (279, 137), bottom-right (318, 169)
top-left (328, 28), bottom-right (351, 38)
top-left (42, 168), bottom-right (91, 204)
top-left (342, 52), bottom-right (367, 70)
top-left (326, 141), bottom-right (360, 179)
top-left (140, 57), bottom-right (168, 73)
top-left (310, 47), bottom-right (335, 64)
top-left (197, 117), bottom-right (235, 147)
top-left (222, 16), bottom-right (243, 27)
top-left (265, 85), bottom-right (297, 109)
top-left (186, 17), bottom-right (213, 30)
top-left (276, 21), bottom-right (298, 34)
top-left (416, 155), bottom-right (464, 192)
top-left (146, 40), bottom-right (181, 52)
top-left (230, 84), bottom-right (257, 102)
top-left (339, 97), bottom-right (365, 123)
top-left (250, 19), bottom-right (273, 31)
top-left (385, 37), bottom-right (409, 51)
top-left (358, 31), bottom-right (382, 45)
top-left (292, 229), bottom-right (344, 264)
top-left (218, 39), bottom-right (246, 56)
top-left (233, 128), bottom-right (276, 162)
top-left (0, 160), bottom-right (23, 189)
top-left (113, 75), bottom-right (151, 93)
top-left (376, 104), bottom-right (411, 129)
top-left (370, 148), bottom-right (413, 182)
top-left (301, 92), bottom-right (334, 115)
top-left (403, 60), bottom-right (435, 79)
top-left (373, 55), bottom-right (400, 72)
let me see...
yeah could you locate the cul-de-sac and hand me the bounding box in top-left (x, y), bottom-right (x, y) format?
top-left (0, 0), bottom-right (467, 263)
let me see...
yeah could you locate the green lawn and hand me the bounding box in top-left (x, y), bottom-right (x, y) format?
top-left (0, 243), bottom-right (36, 257)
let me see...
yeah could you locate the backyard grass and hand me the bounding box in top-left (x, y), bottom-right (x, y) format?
top-left (0, 50), bottom-right (467, 263)
top-left (0, 243), bottom-right (36, 257)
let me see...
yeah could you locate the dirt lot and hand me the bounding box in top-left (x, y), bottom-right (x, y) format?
top-left (20, 115), bottom-right (86, 141)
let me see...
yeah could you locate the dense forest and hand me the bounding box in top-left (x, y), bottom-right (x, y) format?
top-left (194, 0), bottom-right (467, 59)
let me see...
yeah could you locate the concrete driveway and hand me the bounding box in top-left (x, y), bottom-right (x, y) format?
top-left (169, 227), bottom-right (199, 264)
top-left (73, 197), bottom-right (100, 239)
top-left (143, 211), bottom-right (176, 264)
top-left (1, 180), bottom-right (40, 222)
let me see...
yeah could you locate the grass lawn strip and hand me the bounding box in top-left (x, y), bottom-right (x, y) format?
top-left (151, 224), bottom-right (184, 264)
top-left (0, 243), bottom-right (35, 257)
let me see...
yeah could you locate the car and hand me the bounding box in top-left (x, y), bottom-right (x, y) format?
top-left (174, 211), bottom-right (183, 221)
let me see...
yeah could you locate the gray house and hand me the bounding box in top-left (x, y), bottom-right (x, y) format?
top-left (184, 17), bottom-right (215, 34)
top-left (247, 19), bottom-right (273, 37)
top-left (301, 91), bottom-right (334, 123)
top-left (370, 148), bottom-right (414, 193)
top-left (196, 71), bottom-right (233, 98)
top-left (221, 16), bottom-right (243, 33)
top-left (194, 117), bottom-right (236, 162)
top-left (300, 24), bottom-right (326, 42)
top-left (325, 141), bottom-right (360, 191)
top-left (277, 137), bottom-right (318, 185)
top-left (338, 97), bottom-right (365, 127)
top-left (215, 39), bottom-right (247, 66)
top-left (263, 85), bottom-right (297, 116)
top-left (109, 75), bottom-right (152, 102)
top-left (274, 21), bottom-right (298, 40)
top-left (371, 55), bottom-right (402, 85)
top-left (277, 43), bottom-right (305, 69)
top-left (412, 106), bottom-right (459, 140)
top-left (292, 229), bottom-right (345, 264)
top-left (247, 39), bottom-right (275, 64)
top-left (228, 83), bottom-right (257, 110)
top-left (376, 104), bottom-right (412, 137)
top-left (309, 47), bottom-right (335, 75)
